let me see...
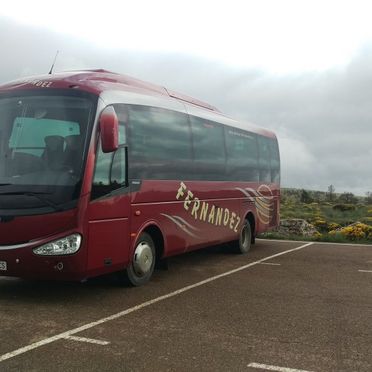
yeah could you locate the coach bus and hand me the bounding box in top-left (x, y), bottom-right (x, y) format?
top-left (0, 70), bottom-right (280, 285)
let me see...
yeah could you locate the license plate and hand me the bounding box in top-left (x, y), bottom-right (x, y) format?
top-left (0, 261), bottom-right (7, 271)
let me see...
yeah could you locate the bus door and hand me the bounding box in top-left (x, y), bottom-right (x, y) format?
top-left (86, 107), bottom-right (131, 274)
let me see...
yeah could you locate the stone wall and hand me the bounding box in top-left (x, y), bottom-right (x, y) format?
top-left (276, 219), bottom-right (319, 237)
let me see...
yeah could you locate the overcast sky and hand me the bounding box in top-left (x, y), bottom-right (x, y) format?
top-left (1, 0), bottom-right (372, 195)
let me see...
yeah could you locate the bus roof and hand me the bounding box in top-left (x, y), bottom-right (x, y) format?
top-left (0, 69), bottom-right (219, 110)
top-left (0, 69), bottom-right (276, 138)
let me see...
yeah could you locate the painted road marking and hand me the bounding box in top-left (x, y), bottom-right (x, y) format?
top-left (358, 270), bottom-right (372, 273)
top-left (248, 362), bottom-right (314, 372)
top-left (64, 336), bottom-right (110, 346)
top-left (257, 238), bottom-right (372, 247)
top-left (0, 242), bottom-right (313, 363)
top-left (259, 262), bottom-right (281, 266)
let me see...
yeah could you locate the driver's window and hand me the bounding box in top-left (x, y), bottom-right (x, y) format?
top-left (91, 142), bottom-right (127, 200)
top-left (111, 147), bottom-right (126, 185)
top-left (91, 105), bottom-right (127, 200)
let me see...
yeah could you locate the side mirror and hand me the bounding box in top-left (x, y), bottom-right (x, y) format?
top-left (99, 106), bottom-right (119, 153)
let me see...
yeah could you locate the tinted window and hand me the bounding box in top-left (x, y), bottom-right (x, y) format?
top-left (257, 136), bottom-right (269, 182)
top-left (269, 138), bottom-right (280, 169)
top-left (258, 136), bottom-right (271, 169)
top-left (91, 144), bottom-right (127, 200)
top-left (190, 116), bottom-right (225, 164)
top-left (128, 105), bottom-right (191, 161)
top-left (225, 128), bottom-right (259, 181)
top-left (269, 137), bottom-right (280, 183)
top-left (122, 103), bottom-right (279, 183)
top-left (225, 129), bottom-right (257, 165)
top-left (257, 135), bottom-right (280, 183)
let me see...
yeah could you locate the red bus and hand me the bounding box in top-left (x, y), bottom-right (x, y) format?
top-left (0, 70), bottom-right (280, 285)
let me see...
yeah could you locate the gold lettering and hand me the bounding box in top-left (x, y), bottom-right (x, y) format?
top-left (175, 184), bottom-right (241, 231)
top-left (208, 205), bottom-right (215, 224)
top-left (184, 190), bottom-right (194, 210)
top-left (176, 182), bottom-right (187, 200)
top-left (223, 209), bottom-right (230, 226)
top-left (229, 212), bottom-right (236, 230)
top-left (215, 208), bottom-right (223, 226)
top-left (234, 216), bottom-right (241, 233)
top-left (199, 202), bottom-right (209, 221)
top-left (191, 198), bottom-right (200, 219)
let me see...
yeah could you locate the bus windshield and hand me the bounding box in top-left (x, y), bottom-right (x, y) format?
top-left (0, 93), bottom-right (95, 214)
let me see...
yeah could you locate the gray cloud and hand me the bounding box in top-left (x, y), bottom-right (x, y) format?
top-left (1, 17), bottom-right (371, 195)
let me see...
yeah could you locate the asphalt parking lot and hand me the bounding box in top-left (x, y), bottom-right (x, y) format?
top-left (0, 239), bottom-right (371, 372)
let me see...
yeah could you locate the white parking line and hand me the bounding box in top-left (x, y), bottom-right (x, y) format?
top-left (259, 262), bottom-right (281, 266)
top-left (257, 238), bottom-right (372, 247)
top-left (64, 336), bottom-right (110, 346)
top-left (0, 242), bottom-right (313, 363)
top-left (248, 362), bottom-right (314, 372)
top-left (358, 270), bottom-right (372, 273)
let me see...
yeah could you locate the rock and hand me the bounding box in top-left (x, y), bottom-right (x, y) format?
top-left (276, 218), bottom-right (319, 237)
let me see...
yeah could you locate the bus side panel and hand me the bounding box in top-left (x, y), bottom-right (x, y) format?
top-left (130, 180), bottom-right (278, 256)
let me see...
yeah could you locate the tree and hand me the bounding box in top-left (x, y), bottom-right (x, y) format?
top-left (327, 185), bottom-right (335, 202)
top-left (366, 191), bottom-right (372, 205)
top-left (313, 191), bottom-right (325, 203)
top-left (300, 189), bottom-right (313, 203)
top-left (338, 192), bottom-right (357, 204)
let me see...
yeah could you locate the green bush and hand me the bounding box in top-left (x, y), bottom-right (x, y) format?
top-left (333, 204), bottom-right (356, 212)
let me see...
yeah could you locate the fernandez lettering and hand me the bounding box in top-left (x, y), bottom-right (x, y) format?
top-left (176, 182), bottom-right (241, 233)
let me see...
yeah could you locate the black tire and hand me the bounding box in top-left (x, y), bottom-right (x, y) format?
top-left (233, 220), bottom-right (252, 254)
top-left (124, 232), bottom-right (156, 286)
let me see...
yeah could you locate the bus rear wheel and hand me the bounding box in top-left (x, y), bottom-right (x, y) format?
top-left (124, 232), bottom-right (156, 286)
top-left (234, 220), bottom-right (252, 254)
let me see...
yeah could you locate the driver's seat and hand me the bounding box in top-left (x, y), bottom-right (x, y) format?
top-left (42, 135), bottom-right (65, 170)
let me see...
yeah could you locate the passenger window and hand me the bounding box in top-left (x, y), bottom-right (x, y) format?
top-left (257, 136), bottom-right (280, 183)
top-left (128, 105), bottom-right (191, 161)
top-left (225, 128), bottom-right (258, 181)
top-left (269, 138), bottom-right (280, 183)
top-left (190, 116), bottom-right (225, 164)
top-left (258, 136), bottom-right (271, 170)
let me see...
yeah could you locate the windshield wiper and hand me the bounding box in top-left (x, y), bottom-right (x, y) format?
top-left (0, 191), bottom-right (63, 212)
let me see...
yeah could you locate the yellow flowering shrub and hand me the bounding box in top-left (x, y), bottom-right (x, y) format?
top-left (313, 218), bottom-right (328, 231)
top-left (313, 231), bottom-right (322, 240)
top-left (328, 222), bottom-right (341, 231)
top-left (338, 223), bottom-right (372, 240)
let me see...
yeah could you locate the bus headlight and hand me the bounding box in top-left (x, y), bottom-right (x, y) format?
top-left (33, 234), bottom-right (82, 256)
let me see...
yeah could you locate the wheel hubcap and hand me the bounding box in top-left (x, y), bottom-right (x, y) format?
top-left (133, 241), bottom-right (154, 276)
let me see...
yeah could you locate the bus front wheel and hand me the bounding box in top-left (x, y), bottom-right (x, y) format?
top-left (125, 232), bottom-right (156, 286)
